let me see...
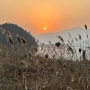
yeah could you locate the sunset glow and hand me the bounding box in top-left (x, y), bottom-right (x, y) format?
top-left (43, 27), bottom-right (47, 31)
top-left (0, 0), bottom-right (90, 36)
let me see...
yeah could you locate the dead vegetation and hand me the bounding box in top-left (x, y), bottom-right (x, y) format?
top-left (0, 25), bottom-right (90, 90)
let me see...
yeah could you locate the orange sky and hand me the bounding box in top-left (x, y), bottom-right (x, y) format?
top-left (0, 0), bottom-right (90, 36)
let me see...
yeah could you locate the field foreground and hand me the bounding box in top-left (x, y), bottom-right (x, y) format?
top-left (0, 44), bottom-right (90, 90)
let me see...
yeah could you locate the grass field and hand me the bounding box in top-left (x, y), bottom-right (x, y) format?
top-left (0, 27), bottom-right (90, 90)
top-left (0, 41), bottom-right (90, 90)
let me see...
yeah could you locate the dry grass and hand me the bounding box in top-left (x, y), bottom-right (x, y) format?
top-left (0, 42), bottom-right (90, 90)
top-left (0, 48), bottom-right (90, 90)
top-left (0, 25), bottom-right (90, 90)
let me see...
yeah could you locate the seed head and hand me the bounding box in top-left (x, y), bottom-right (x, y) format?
top-left (57, 35), bottom-right (64, 42)
top-left (21, 37), bottom-right (27, 45)
top-left (55, 42), bottom-right (61, 47)
top-left (79, 48), bottom-right (82, 53)
top-left (78, 34), bottom-right (81, 40)
top-left (84, 24), bottom-right (87, 30)
top-left (67, 46), bottom-right (73, 53)
top-left (68, 32), bottom-right (71, 38)
top-left (16, 34), bottom-right (21, 43)
top-left (7, 37), bottom-right (14, 45)
top-left (45, 54), bottom-right (48, 59)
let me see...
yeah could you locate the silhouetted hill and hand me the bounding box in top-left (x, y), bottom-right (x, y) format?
top-left (0, 23), bottom-right (37, 47)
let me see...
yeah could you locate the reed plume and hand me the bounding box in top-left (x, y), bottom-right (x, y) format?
top-left (16, 34), bottom-right (21, 43)
top-left (68, 32), bottom-right (71, 38)
top-left (75, 37), bottom-right (78, 41)
top-left (82, 50), bottom-right (86, 61)
top-left (21, 37), bottom-right (27, 45)
top-left (7, 36), bottom-right (14, 45)
top-left (5, 31), bottom-right (14, 46)
top-left (57, 35), bottom-right (64, 42)
top-left (84, 24), bottom-right (87, 30)
top-left (67, 46), bottom-right (74, 54)
top-left (79, 48), bottom-right (82, 53)
top-left (55, 42), bottom-right (61, 47)
top-left (45, 54), bottom-right (49, 59)
top-left (78, 34), bottom-right (81, 40)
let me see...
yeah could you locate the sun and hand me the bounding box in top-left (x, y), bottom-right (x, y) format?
top-left (43, 27), bottom-right (47, 31)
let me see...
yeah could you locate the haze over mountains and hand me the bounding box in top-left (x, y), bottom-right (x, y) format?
top-left (0, 23), bottom-right (90, 48)
top-left (36, 27), bottom-right (90, 44)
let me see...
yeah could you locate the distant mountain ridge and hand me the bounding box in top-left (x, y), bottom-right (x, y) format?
top-left (36, 27), bottom-right (90, 44)
top-left (0, 23), bottom-right (37, 47)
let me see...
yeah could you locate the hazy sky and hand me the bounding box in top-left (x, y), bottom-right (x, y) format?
top-left (0, 0), bottom-right (90, 36)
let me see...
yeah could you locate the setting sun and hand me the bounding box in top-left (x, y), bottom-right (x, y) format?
top-left (0, 0), bottom-right (90, 36)
top-left (43, 27), bottom-right (47, 31)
